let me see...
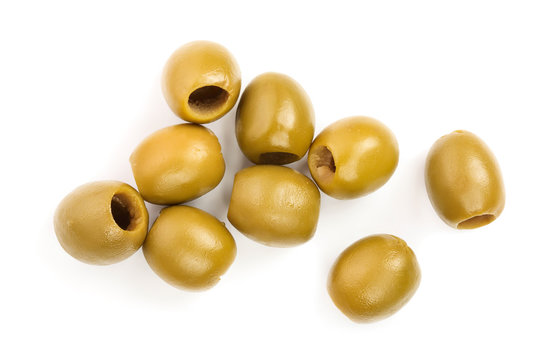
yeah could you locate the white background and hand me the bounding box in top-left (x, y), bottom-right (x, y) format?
top-left (1, 1), bottom-right (539, 359)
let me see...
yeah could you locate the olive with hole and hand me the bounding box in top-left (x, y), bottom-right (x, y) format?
top-left (425, 130), bottom-right (505, 229)
top-left (308, 116), bottom-right (399, 199)
top-left (328, 234), bottom-right (421, 323)
top-left (227, 165), bottom-right (320, 247)
top-left (143, 206), bottom-right (236, 291)
top-left (130, 124), bottom-right (225, 205)
top-left (54, 181), bottom-right (149, 265)
top-left (162, 40), bottom-right (241, 124)
top-left (235, 72), bottom-right (315, 165)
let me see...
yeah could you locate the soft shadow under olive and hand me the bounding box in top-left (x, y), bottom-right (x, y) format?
top-left (188, 86), bottom-right (229, 113)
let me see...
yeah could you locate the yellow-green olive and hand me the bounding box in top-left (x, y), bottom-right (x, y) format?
top-left (328, 234), bottom-right (421, 323)
top-left (227, 165), bottom-right (320, 247)
top-left (235, 72), bottom-right (315, 164)
top-left (143, 205), bottom-right (236, 291)
top-left (54, 181), bottom-right (149, 265)
top-left (130, 124), bottom-right (225, 205)
top-left (162, 40), bottom-right (241, 124)
top-left (308, 116), bottom-right (399, 199)
top-left (425, 130), bottom-right (505, 229)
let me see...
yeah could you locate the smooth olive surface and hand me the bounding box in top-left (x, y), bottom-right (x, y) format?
top-left (143, 206), bottom-right (236, 291)
top-left (235, 72), bottom-right (315, 165)
top-left (425, 130), bottom-right (505, 229)
top-left (308, 116), bottom-right (399, 199)
top-left (328, 234), bottom-right (421, 323)
top-left (130, 124), bottom-right (225, 205)
top-left (227, 165), bottom-right (320, 247)
top-left (54, 181), bottom-right (149, 265)
top-left (162, 40), bottom-right (241, 124)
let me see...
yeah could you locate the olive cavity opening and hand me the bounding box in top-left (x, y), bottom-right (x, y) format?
top-left (188, 86), bottom-right (229, 114)
top-left (457, 214), bottom-right (496, 229)
top-left (312, 146), bottom-right (336, 182)
top-left (111, 193), bottom-right (140, 231)
top-left (259, 152), bottom-right (299, 165)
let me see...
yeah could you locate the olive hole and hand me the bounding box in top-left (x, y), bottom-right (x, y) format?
top-left (111, 193), bottom-right (139, 231)
top-left (312, 146), bottom-right (336, 182)
top-left (188, 86), bottom-right (229, 114)
top-left (457, 214), bottom-right (496, 229)
top-left (259, 152), bottom-right (299, 165)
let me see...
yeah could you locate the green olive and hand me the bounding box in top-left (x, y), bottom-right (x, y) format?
top-left (425, 130), bottom-right (505, 229)
top-left (162, 40), bottom-right (241, 124)
top-left (308, 116), bottom-right (399, 199)
top-left (235, 72), bottom-right (315, 165)
top-left (54, 181), bottom-right (149, 265)
top-left (130, 124), bottom-right (225, 205)
top-left (143, 206), bottom-right (236, 291)
top-left (227, 165), bottom-right (320, 247)
top-left (328, 234), bottom-right (421, 323)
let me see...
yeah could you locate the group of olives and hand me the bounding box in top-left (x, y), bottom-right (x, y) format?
top-left (54, 40), bottom-right (505, 323)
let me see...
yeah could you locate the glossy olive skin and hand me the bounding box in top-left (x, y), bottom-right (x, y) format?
top-left (308, 116), bottom-right (399, 199)
top-left (130, 124), bottom-right (225, 205)
top-left (425, 130), bottom-right (505, 229)
top-left (143, 206), bottom-right (236, 291)
top-left (235, 72), bottom-right (315, 165)
top-left (54, 181), bottom-right (149, 265)
top-left (328, 234), bottom-right (421, 323)
top-left (227, 165), bottom-right (320, 247)
top-left (162, 40), bottom-right (241, 124)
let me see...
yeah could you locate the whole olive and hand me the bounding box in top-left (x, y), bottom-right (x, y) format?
top-left (162, 40), bottom-right (241, 124)
top-left (227, 165), bottom-right (320, 247)
top-left (235, 72), bottom-right (315, 165)
top-left (143, 206), bottom-right (237, 291)
top-left (425, 130), bottom-right (505, 229)
top-left (328, 234), bottom-right (421, 323)
top-left (54, 181), bottom-right (149, 265)
top-left (130, 124), bottom-right (225, 205)
top-left (308, 116), bottom-right (399, 199)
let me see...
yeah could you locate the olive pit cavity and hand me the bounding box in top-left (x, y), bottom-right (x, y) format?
top-left (188, 86), bottom-right (229, 114)
top-left (313, 146), bottom-right (336, 182)
top-left (259, 152), bottom-right (299, 165)
top-left (111, 193), bottom-right (138, 231)
top-left (457, 214), bottom-right (496, 229)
